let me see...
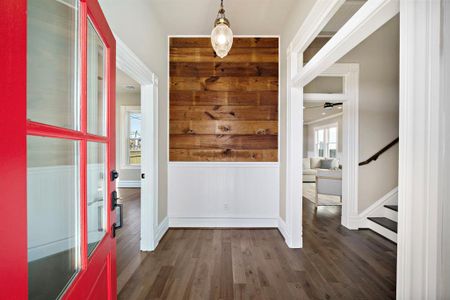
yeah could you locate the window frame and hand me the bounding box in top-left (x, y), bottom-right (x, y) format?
top-left (119, 105), bottom-right (141, 169)
top-left (313, 123), bottom-right (338, 158)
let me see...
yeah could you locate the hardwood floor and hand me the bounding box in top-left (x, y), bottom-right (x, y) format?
top-left (118, 198), bottom-right (396, 299)
top-left (116, 188), bottom-right (148, 292)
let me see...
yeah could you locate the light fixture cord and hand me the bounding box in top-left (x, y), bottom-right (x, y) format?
top-left (217, 0), bottom-right (225, 18)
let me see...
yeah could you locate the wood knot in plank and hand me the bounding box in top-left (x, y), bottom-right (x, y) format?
top-left (256, 129), bottom-right (268, 135)
top-left (204, 112), bottom-right (217, 120)
top-left (223, 149), bottom-right (232, 155)
top-left (218, 125), bottom-right (231, 132)
top-left (205, 76), bottom-right (220, 83)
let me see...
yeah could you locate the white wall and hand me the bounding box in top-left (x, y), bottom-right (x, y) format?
top-left (338, 16), bottom-right (399, 213)
top-left (116, 92), bottom-right (140, 182)
top-left (98, 0), bottom-right (168, 224)
top-left (279, 0), bottom-right (317, 221)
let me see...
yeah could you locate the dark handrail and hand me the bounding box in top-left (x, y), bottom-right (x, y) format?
top-left (359, 137), bottom-right (399, 166)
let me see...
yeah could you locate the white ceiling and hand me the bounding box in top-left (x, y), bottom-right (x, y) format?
top-left (148, 0), bottom-right (298, 35)
top-left (116, 68), bottom-right (140, 94)
top-left (304, 101), bottom-right (343, 124)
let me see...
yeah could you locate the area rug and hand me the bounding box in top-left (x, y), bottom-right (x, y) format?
top-left (302, 182), bottom-right (342, 206)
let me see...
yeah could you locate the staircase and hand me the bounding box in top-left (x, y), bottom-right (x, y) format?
top-left (367, 204), bottom-right (398, 243)
top-left (358, 139), bottom-right (399, 243)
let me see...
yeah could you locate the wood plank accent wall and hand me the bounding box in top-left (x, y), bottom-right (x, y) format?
top-left (169, 37), bottom-right (279, 162)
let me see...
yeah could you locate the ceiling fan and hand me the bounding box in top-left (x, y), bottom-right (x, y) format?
top-left (303, 102), bottom-right (343, 110)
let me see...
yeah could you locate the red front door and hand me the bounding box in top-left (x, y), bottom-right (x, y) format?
top-left (0, 0), bottom-right (117, 299)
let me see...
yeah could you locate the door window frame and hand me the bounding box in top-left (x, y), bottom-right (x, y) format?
top-left (25, 0), bottom-right (117, 298)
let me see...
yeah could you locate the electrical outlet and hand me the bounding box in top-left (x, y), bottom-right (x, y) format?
top-left (224, 203), bottom-right (229, 210)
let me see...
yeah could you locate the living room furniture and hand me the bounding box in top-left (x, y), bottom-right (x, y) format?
top-left (315, 169), bottom-right (342, 207)
top-left (302, 157), bottom-right (339, 183)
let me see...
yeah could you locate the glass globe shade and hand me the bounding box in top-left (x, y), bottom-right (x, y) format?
top-left (211, 23), bottom-right (233, 58)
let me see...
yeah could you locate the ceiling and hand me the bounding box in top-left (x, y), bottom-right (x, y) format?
top-left (304, 101), bottom-right (343, 124)
top-left (320, 0), bottom-right (366, 35)
top-left (116, 68), bottom-right (140, 94)
top-left (148, 0), bottom-right (298, 35)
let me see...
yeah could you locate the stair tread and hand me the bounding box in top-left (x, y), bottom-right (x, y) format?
top-left (368, 217), bottom-right (398, 233)
top-left (384, 205), bottom-right (398, 212)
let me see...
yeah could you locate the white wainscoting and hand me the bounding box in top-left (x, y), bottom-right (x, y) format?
top-left (28, 165), bottom-right (106, 261)
top-left (168, 162), bottom-right (279, 227)
top-left (117, 180), bottom-right (141, 188)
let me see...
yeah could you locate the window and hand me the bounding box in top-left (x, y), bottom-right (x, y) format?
top-left (120, 106), bottom-right (141, 168)
top-left (314, 124), bottom-right (338, 158)
top-left (128, 112), bottom-right (142, 165)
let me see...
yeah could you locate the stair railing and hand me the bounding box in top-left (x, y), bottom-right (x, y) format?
top-left (359, 137), bottom-right (399, 166)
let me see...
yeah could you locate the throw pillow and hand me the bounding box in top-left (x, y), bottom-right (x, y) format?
top-left (320, 159), bottom-right (335, 169)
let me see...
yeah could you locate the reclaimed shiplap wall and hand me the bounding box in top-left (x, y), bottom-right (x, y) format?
top-left (169, 37), bottom-right (279, 162)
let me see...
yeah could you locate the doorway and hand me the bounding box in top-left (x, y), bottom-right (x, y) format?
top-left (302, 99), bottom-right (344, 209)
top-left (115, 37), bottom-right (160, 291)
top-left (115, 69), bottom-right (143, 291)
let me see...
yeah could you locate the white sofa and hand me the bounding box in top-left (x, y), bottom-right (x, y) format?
top-left (302, 157), bottom-right (339, 182)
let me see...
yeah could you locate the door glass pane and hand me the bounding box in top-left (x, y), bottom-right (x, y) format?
top-left (87, 20), bottom-right (106, 136)
top-left (27, 136), bottom-right (80, 299)
top-left (27, 0), bottom-right (79, 130)
top-left (128, 112), bottom-right (142, 165)
top-left (87, 142), bottom-right (107, 256)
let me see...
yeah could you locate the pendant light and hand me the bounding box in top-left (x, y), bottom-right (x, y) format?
top-left (211, 0), bottom-right (233, 58)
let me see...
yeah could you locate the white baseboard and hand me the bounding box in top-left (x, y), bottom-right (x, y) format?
top-left (277, 218), bottom-right (288, 241)
top-left (117, 180), bottom-right (141, 188)
top-left (169, 217), bottom-right (278, 228)
top-left (154, 217), bottom-right (169, 248)
top-left (355, 187), bottom-right (398, 228)
top-left (347, 216), bottom-right (363, 230)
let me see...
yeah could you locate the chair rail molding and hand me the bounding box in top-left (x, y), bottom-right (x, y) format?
top-left (397, 0), bottom-right (442, 299)
top-left (116, 35), bottom-right (160, 251)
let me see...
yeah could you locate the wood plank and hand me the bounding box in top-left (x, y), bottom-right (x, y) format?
top-left (170, 76), bottom-right (278, 92)
top-left (170, 37), bottom-right (279, 48)
top-left (170, 121), bottom-right (278, 135)
top-left (169, 37), bottom-right (279, 162)
top-left (169, 135), bottom-right (278, 150)
top-left (169, 149), bottom-right (278, 162)
top-left (170, 48), bottom-right (278, 63)
top-left (170, 62), bottom-right (278, 77)
top-left (170, 91), bottom-right (278, 106)
top-left (170, 106), bottom-right (278, 121)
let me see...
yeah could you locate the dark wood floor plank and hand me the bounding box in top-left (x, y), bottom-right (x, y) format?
top-left (119, 198), bottom-right (397, 299)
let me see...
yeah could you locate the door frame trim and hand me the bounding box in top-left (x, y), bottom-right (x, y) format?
top-left (397, 0), bottom-right (442, 298)
top-left (282, 0), bottom-right (398, 249)
top-left (116, 36), bottom-right (160, 251)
